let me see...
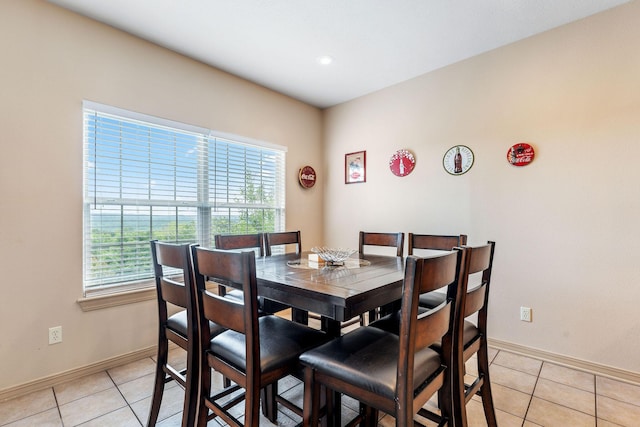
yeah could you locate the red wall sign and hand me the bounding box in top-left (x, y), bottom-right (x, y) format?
top-left (507, 143), bottom-right (535, 166)
top-left (298, 165), bottom-right (316, 188)
top-left (389, 149), bottom-right (416, 177)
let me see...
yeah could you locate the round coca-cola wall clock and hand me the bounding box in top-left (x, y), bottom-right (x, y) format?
top-left (507, 143), bottom-right (535, 166)
top-left (298, 165), bottom-right (316, 188)
top-left (443, 145), bottom-right (474, 175)
top-left (389, 149), bottom-right (416, 177)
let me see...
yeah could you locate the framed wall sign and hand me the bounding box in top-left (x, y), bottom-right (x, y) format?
top-left (443, 145), bottom-right (474, 175)
top-left (345, 151), bottom-right (366, 184)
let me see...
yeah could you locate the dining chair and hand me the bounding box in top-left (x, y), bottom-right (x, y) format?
top-left (264, 230), bottom-right (301, 256)
top-left (359, 231), bottom-right (404, 257)
top-left (264, 230), bottom-right (308, 323)
top-left (371, 241), bottom-right (497, 427)
top-left (408, 233), bottom-right (468, 310)
top-left (359, 231), bottom-right (405, 323)
top-left (148, 241), bottom-right (225, 427)
top-left (449, 241), bottom-right (497, 427)
top-left (300, 248), bottom-right (466, 427)
top-left (191, 246), bottom-right (330, 427)
top-left (213, 233), bottom-right (264, 297)
top-left (214, 232), bottom-right (289, 314)
top-left (408, 233), bottom-right (468, 255)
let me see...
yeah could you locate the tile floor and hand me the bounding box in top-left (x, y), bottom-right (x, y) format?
top-left (2, 347), bottom-right (640, 426)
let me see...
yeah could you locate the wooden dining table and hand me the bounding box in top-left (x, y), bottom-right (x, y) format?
top-left (255, 251), bottom-right (405, 336)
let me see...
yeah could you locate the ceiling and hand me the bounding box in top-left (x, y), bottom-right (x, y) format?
top-left (48, 0), bottom-right (629, 109)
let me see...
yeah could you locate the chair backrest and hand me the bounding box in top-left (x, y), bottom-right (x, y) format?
top-left (359, 231), bottom-right (404, 257)
top-left (214, 233), bottom-right (265, 257)
top-left (191, 247), bottom-right (261, 383)
top-left (149, 241), bottom-right (200, 426)
top-left (395, 248), bottom-right (466, 424)
top-left (150, 240), bottom-right (197, 329)
top-left (459, 241), bottom-right (495, 349)
top-left (408, 233), bottom-right (468, 255)
top-left (264, 230), bottom-right (301, 256)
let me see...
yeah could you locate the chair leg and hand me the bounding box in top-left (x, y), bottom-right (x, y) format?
top-left (303, 368), bottom-right (321, 427)
top-left (195, 362), bottom-right (211, 427)
top-left (359, 403), bottom-right (377, 427)
top-left (477, 342), bottom-right (498, 427)
top-left (261, 382), bottom-right (278, 422)
top-left (451, 352), bottom-right (468, 427)
top-left (147, 339), bottom-right (168, 427)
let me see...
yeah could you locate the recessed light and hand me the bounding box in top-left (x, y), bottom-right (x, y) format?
top-left (316, 55), bottom-right (333, 65)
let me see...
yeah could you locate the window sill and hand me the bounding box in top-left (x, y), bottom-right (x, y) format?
top-left (77, 287), bottom-right (157, 311)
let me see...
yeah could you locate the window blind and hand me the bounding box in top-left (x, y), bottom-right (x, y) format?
top-left (82, 101), bottom-right (286, 295)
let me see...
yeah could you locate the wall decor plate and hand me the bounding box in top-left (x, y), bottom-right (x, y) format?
top-left (298, 165), bottom-right (317, 188)
top-left (389, 149), bottom-right (416, 177)
top-left (443, 145), bottom-right (474, 175)
top-left (507, 143), bottom-right (535, 166)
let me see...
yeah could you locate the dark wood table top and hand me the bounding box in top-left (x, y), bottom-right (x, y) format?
top-left (255, 252), bottom-right (405, 324)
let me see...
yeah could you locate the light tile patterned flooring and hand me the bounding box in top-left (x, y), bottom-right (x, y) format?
top-left (2, 345), bottom-right (640, 426)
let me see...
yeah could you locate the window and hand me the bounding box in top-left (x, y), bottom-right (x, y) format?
top-left (83, 101), bottom-right (286, 296)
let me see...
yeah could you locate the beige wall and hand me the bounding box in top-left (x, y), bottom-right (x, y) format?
top-left (0, 0), bottom-right (323, 391)
top-left (323, 2), bottom-right (640, 374)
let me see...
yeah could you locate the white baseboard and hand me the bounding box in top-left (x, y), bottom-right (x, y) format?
top-left (489, 338), bottom-right (640, 385)
top-left (0, 346), bottom-right (157, 403)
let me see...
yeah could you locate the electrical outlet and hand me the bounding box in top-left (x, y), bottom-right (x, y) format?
top-left (49, 326), bottom-right (62, 344)
top-left (520, 307), bottom-right (532, 322)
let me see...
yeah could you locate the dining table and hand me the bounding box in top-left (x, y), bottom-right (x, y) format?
top-left (255, 251), bottom-right (405, 337)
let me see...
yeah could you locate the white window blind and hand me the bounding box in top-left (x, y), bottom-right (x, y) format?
top-left (82, 101), bottom-right (286, 295)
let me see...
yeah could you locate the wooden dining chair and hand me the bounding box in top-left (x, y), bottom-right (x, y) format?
top-left (264, 230), bottom-right (301, 256)
top-left (359, 231), bottom-right (405, 323)
top-left (450, 241), bottom-right (497, 427)
top-left (408, 233), bottom-right (468, 255)
top-left (264, 230), bottom-right (308, 323)
top-left (191, 247), bottom-right (330, 427)
top-left (359, 231), bottom-right (404, 257)
top-left (148, 241), bottom-right (225, 427)
top-left (300, 249), bottom-right (466, 427)
top-left (408, 233), bottom-right (468, 310)
top-left (214, 233), bottom-right (265, 255)
top-left (214, 232), bottom-right (289, 314)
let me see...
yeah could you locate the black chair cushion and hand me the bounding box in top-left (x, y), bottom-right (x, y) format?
top-left (418, 291), bottom-right (447, 309)
top-left (210, 315), bottom-right (329, 374)
top-left (223, 289), bottom-right (288, 314)
top-left (299, 326), bottom-right (442, 401)
top-left (167, 310), bottom-right (225, 338)
top-left (462, 320), bottom-right (480, 348)
top-left (369, 306), bottom-right (430, 335)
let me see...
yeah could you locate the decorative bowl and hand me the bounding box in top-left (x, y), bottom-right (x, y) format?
top-left (310, 247), bottom-right (356, 265)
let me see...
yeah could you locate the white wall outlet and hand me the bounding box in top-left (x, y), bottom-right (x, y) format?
top-left (520, 307), bottom-right (532, 322)
top-left (49, 326), bottom-right (63, 344)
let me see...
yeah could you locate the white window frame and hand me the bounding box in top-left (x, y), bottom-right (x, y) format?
top-left (81, 101), bottom-right (286, 302)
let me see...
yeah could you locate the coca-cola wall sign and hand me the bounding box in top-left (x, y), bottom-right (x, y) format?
top-left (507, 143), bottom-right (535, 166)
top-left (389, 149), bottom-right (416, 177)
top-left (443, 145), bottom-right (474, 175)
top-left (298, 165), bottom-right (316, 188)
